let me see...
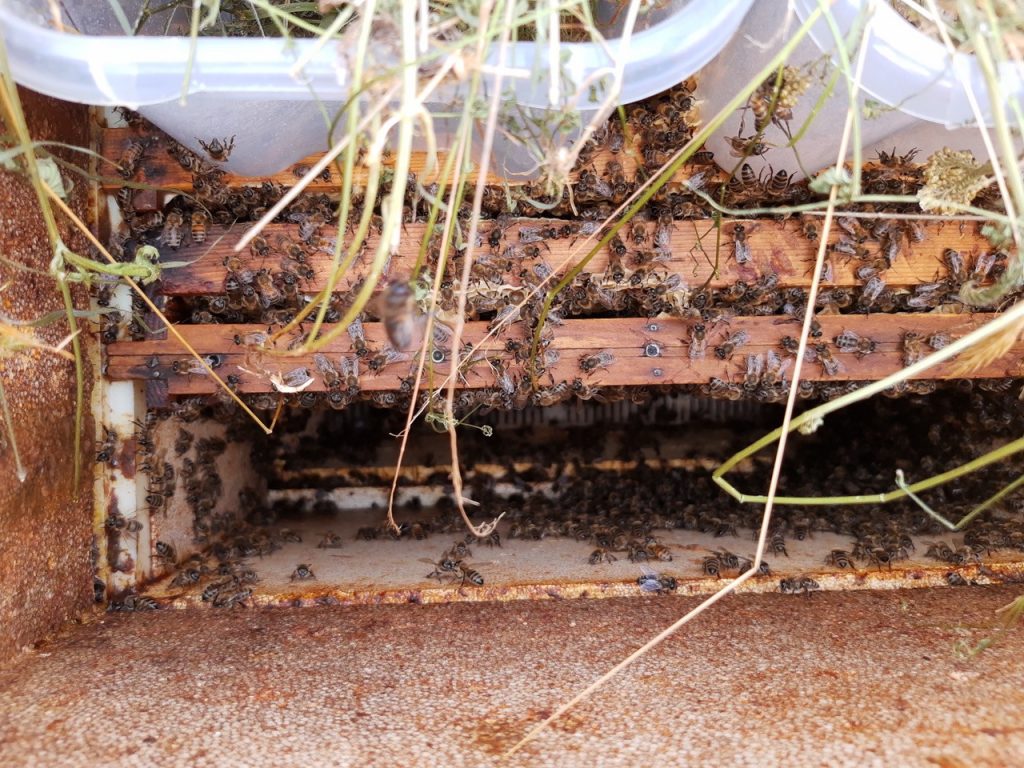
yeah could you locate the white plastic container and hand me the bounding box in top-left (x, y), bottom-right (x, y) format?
top-left (0, 0), bottom-right (753, 177)
top-left (696, 0), bottom-right (1024, 180)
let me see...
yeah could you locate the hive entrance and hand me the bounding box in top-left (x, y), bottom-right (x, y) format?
top-left (95, 101), bottom-right (1024, 608)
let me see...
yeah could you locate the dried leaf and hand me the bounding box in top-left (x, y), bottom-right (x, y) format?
top-left (949, 314), bottom-right (1024, 377)
top-left (918, 148), bottom-right (989, 214)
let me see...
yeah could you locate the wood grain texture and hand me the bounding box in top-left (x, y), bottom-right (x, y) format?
top-left (101, 126), bottom-right (670, 191)
top-left (104, 313), bottom-right (1023, 394)
top-left (154, 217), bottom-right (983, 296)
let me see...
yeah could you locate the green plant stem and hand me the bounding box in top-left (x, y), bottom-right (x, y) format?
top-left (713, 294), bottom-right (1024, 505)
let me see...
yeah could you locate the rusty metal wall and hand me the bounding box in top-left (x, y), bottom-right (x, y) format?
top-left (0, 88), bottom-right (94, 663)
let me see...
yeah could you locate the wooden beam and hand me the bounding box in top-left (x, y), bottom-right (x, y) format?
top-left (104, 313), bottom-right (1021, 394)
top-left (101, 125), bottom-right (673, 192)
top-left (154, 217), bottom-right (985, 297)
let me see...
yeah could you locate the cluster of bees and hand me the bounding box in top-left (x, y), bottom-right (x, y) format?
top-left (110, 381), bottom-right (1024, 608)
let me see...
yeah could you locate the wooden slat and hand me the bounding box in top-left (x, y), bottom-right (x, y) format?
top-left (101, 126), bottom-right (664, 191)
top-left (104, 313), bottom-right (1022, 394)
top-left (155, 217), bottom-right (985, 296)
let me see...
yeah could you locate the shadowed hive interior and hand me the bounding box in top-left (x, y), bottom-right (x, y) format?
top-left (116, 384), bottom-right (1024, 610)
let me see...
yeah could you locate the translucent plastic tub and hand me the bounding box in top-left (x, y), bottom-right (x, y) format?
top-left (696, 0), bottom-right (1024, 180)
top-left (0, 0), bottom-right (753, 176)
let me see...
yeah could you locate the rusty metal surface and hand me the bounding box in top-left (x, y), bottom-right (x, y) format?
top-left (1, 587), bottom-right (1022, 767)
top-left (0, 88), bottom-right (94, 663)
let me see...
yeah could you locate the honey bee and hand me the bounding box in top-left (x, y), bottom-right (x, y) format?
top-left (726, 135), bottom-right (769, 158)
top-left (731, 223), bottom-right (751, 266)
top-left (313, 353), bottom-right (341, 390)
top-left (578, 350), bottom-right (615, 376)
top-left (637, 568), bottom-right (678, 593)
top-left (926, 332), bottom-right (951, 350)
top-left (629, 221), bottom-right (648, 247)
top-left (128, 211), bottom-right (164, 235)
top-left (900, 330), bottom-right (925, 366)
top-left (714, 330), bottom-right (750, 360)
top-left (348, 317), bottom-right (369, 358)
top-left (367, 346), bottom-right (400, 375)
top-left (154, 540), bottom-right (176, 565)
top-left (588, 547), bottom-right (618, 565)
top-left (380, 281), bottom-right (423, 352)
top-left (943, 248), bottom-right (968, 285)
top-left (780, 577), bottom-right (821, 596)
top-left (118, 138), bottom-right (149, 179)
top-left (290, 564), bottom-right (316, 581)
top-left (159, 210), bottom-right (185, 248)
top-left (825, 549), bottom-right (854, 569)
top-left (317, 531), bottom-right (344, 549)
top-left (812, 343), bottom-right (840, 376)
top-left (701, 554), bottom-right (721, 577)
top-left (859, 275), bottom-right (886, 309)
top-left (833, 329), bottom-right (877, 359)
top-left (686, 323), bottom-right (708, 360)
top-left (458, 563), bottom-right (484, 587)
top-left (189, 209), bottom-right (210, 244)
top-left (767, 169), bottom-right (793, 196)
top-left (197, 135), bottom-right (236, 162)
top-left (742, 353), bottom-right (765, 392)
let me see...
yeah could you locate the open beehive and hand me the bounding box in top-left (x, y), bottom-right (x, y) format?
top-left (86, 79), bottom-right (1024, 613)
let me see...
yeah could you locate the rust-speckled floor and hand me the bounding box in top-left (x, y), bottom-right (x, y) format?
top-left (2, 587), bottom-right (1023, 767)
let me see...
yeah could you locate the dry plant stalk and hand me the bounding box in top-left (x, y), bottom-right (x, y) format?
top-left (949, 313), bottom-right (1024, 377)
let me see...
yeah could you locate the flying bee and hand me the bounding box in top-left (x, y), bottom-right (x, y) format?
top-left (578, 350), bottom-right (615, 376)
top-left (118, 138), bottom-right (149, 179)
top-left (834, 329), bottom-right (877, 359)
top-left (380, 281), bottom-right (423, 352)
top-left (927, 332), bottom-right (951, 350)
top-left (197, 135), bottom-right (235, 162)
top-left (184, 208), bottom-right (209, 245)
top-left (901, 330), bottom-right (925, 366)
top-left (731, 224), bottom-right (751, 265)
top-left (714, 330), bottom-right (749, 360)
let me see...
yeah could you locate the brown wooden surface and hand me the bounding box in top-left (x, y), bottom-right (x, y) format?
top-left (156, 218), bottom-right (982, 296)
top-left (104, 313), bottom-right (1022, 394)
top-left (101, 126), bottom-right (669, 191)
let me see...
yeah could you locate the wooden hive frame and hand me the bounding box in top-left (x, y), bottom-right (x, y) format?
top-left (100, 124), bottom-right (1023, 408)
